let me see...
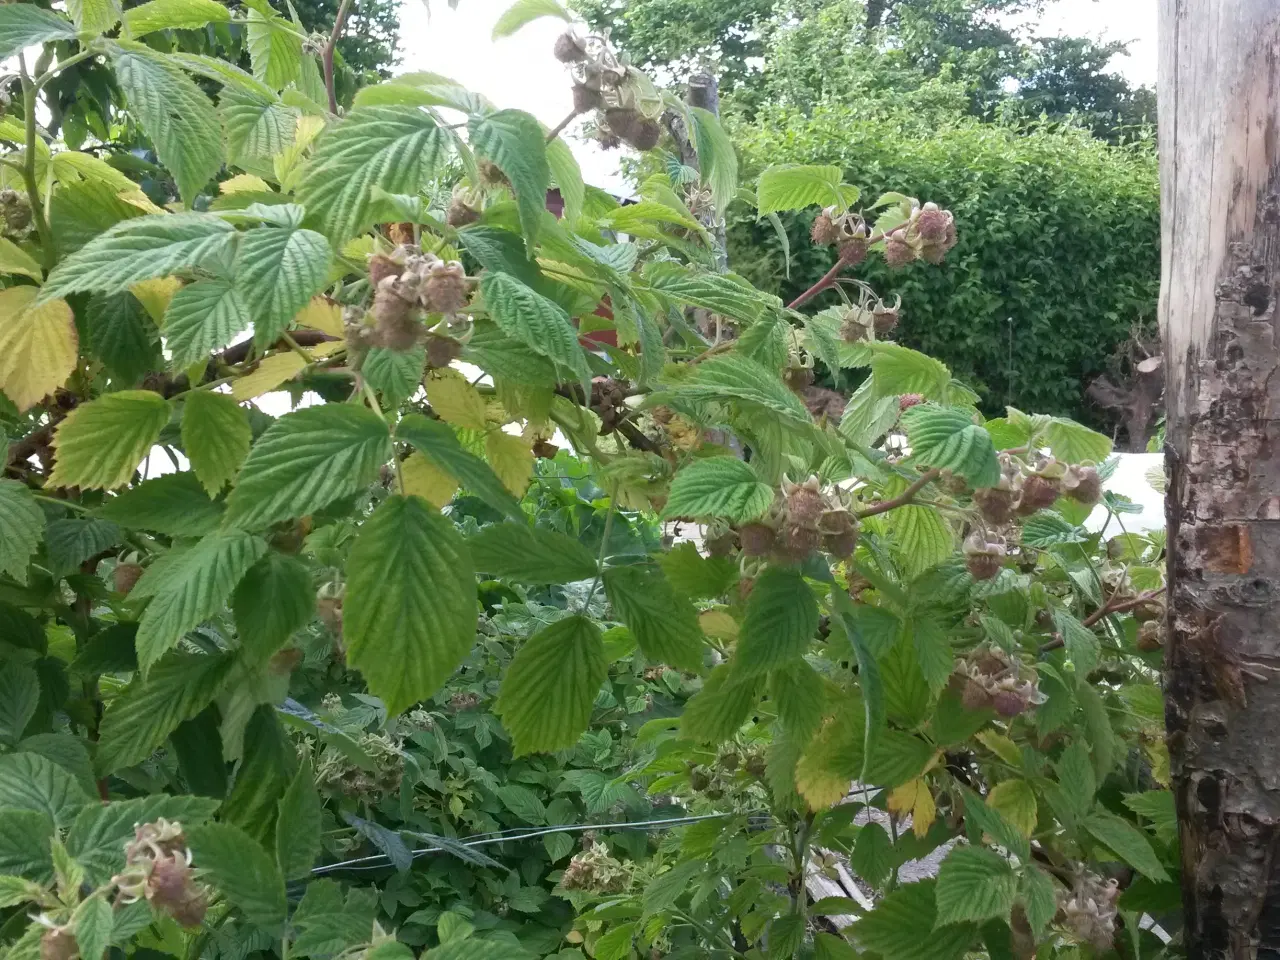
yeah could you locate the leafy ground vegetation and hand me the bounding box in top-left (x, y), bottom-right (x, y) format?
top-left (0, 2), bottom-right (1174, 959)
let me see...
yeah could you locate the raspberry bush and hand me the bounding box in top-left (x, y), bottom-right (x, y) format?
top-left (0, 2), bottom-right (1174, 959)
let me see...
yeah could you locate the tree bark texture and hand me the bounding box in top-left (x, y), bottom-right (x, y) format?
top-left (1159, 3), bottom-right (1280, 957)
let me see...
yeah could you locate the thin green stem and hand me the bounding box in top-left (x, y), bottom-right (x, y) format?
top-left (33, 47), bottom-right (96, 91)
top-left (33, 494), bottom-right (91, 514)
top-left (17, 54), bottom-right (54, 268)
top-left (282, 332), bottom-right (316, 364)
top-left (579, 496), bottom-right (616, 614)
top-left (360, 379), bottom-right (385, 421)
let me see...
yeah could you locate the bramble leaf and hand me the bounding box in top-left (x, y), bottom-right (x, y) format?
top-left (0, 481), bottom-right (43, 585)
top-left (469, 109), bottom-right (550, 247)
top-left (662, 457), bottom-right (773, 522)
top-left (182, 390), bottom-right (252, 496)
top-left (0, 287), bottom-right (78, 412)
top-left (604, 564), bottom-right (703, 670)
top-left (298, 106), bottom-right (449, 242)
top-left (737, 567), bottom-right (819, 675)
top-left (48, 391), bottom-right (171, 491)
top-left (96, 653), bottom-right (235, 774)
top-left (467, 525), bottom-right (597, 584)
top-left (111, 45), bottom-right (223, 204)
top-left (41, 214), bottom-right (237, 302)
top-left (132, 530), bottom-right (268, 672)
top-left (224, 405), bottom-right (392, 530)
top-left (343, 495), bottom-right (477, 715)
top-left (187, 822), bottom-right (287, 931)
top-left (497, 615), bottom-right (607, 756)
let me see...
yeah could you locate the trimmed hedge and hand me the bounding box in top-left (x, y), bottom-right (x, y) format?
top-left (728, 107), bottom-right (1160, 428)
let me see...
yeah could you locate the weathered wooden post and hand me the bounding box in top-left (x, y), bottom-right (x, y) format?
top-left (1159, 3), bottom-right (1280, 956)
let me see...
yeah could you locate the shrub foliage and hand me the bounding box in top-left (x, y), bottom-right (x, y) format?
top-left (0, 4), bottom-right (1174, 960)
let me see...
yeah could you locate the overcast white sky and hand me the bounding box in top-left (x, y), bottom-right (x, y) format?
top-left (390, 0), bottom-right (1157, 194)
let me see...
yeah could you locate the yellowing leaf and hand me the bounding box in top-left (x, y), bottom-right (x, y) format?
top-left (794, 715), bottom-right (858, 810)
top-left (976, 730), bottom-right (1023, 767)
top-left (0, 237), bottom-right (42, 281)
top-left (221, 173), bottom-right (271, 194)
top-left (231, 352), bottom-right (306, 401)
top-left (427, 369), bottom-right (487, 430)
top-left (0, 287), bottom-right (77, 411)
top-left (400, 451), bottom-right (458, 507)
top-left (888, 778), bottom-right (936, 838)
top-left (1145, 740), bottom-right (1170, 787)
top-left (293, 296), bottom-right (342, 337)
top-left (485, 430), bottom-right (533, 496)
top-left (986, 780), bottom-right (1037, 838)
top-left (308, 340), bottom-right (345, 358)
top-left (47, 391), bottom-right (171, 490)
top-left (698, 609), bottom-right (738, 642)
top-left (119, 189), bottom-right (166, 214)
top-left (130, 277), bottom-right (183, 324)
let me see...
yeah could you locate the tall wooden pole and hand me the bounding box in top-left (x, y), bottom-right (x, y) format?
top-left (1159, 3), bottom-right (1280, 956)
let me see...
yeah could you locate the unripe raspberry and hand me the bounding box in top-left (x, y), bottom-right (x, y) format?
top-left (625, 118), bottom-right (662, 152)
top-left (0, 189), bottom-right (32, 238)
top-left (784, 366), bottom-right (814, 392)
top-left (1016, 475), bottom-right (1061, 515)
top-left (532, 439), bottom-right (560, 460)
top-left (780, 522), bottom-right (821, 561)
top-left (704, 529), bottom-right (738, 557)
top-left (839, 312), bottom-right (869, 343)
top-left (973, 485), bottom-right (1016, 525)
top-left (1133, 597), bottom-right (1165, 623)
top-left (553, 31), bottom-right (588, 63)
top-left (898, 393), bottom-right (924, 411)
top-left (373, 281), bottom-right (421, 351)
top-left (992, 688), bottom-right (1028, 717)
top-left (689, 766), bottom-right (711, 791)
top-left (114, 562), bottom-right (143, 595)
top-left (961, 677), bottom-right (993, 711)
top-left (572, 82), bottom-right (603, 114)
top-left (1063, 465), bottom-right (1102, 505)
top-left (368, 253), bottom-right (402, 287)
top-left (745, 753), bottom-right (766, 778)
top-left (425, 334), bottom-right (461, 368)
top-left (873, 301), bottom-right (900, 334)
top-left (41, 928), bottom-right (77, 960)
top-left (964, 544), bottom-right (1005, 581)
top-left (604, 107), bottom-right (641, 142)
top-left (478, 159), bottom-right (508, 187)
top-left (738, 522), bottom-right (776, 557)
top-left (916, 204), bottom-right (950, 244)
top-left (317, 596), bottom-right (343, 636)
top-left (838, 236), bottom-right (868, 266)
top-left (884, 233), bottom-right (915, 269)
top-left (824, 528), bottom-right (858, 559)
top-left (919, 243), bottom-right (947, 265)
top-left (147, 855), bottom-right (208, 928)
top-left (1137, 620), bottom-right (1164, 651)
top-left (422, 261), bottom-right (468, 314)
top-left (446, 198), bottom-right (479, 227)
top-left (784, 479), bottom-right (824, 528)
top-left (810, 212), bottom-right (839, 246)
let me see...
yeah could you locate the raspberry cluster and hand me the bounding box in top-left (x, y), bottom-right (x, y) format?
top-left (1059, 873), bottom-right (1121, 951)
top-left (348, 246), bottom-right (471, 358)
top-left (111, 819), bottom-right (208, 928)
top-left (952, 647), bottom-right (1042, 718)
top-left (738, 476), bottom-right (858, 563)
top-left (553, 31), bottom-right (662, 152)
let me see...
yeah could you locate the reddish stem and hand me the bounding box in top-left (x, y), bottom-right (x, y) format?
top-left (786, 230), bottom-right (884, 311)
top-left (855, 469), bottom-right (941, 519)
top-left (788, 254), bottom-right (853, 311)
top-left (322, 0), bottom-right (354, 114)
